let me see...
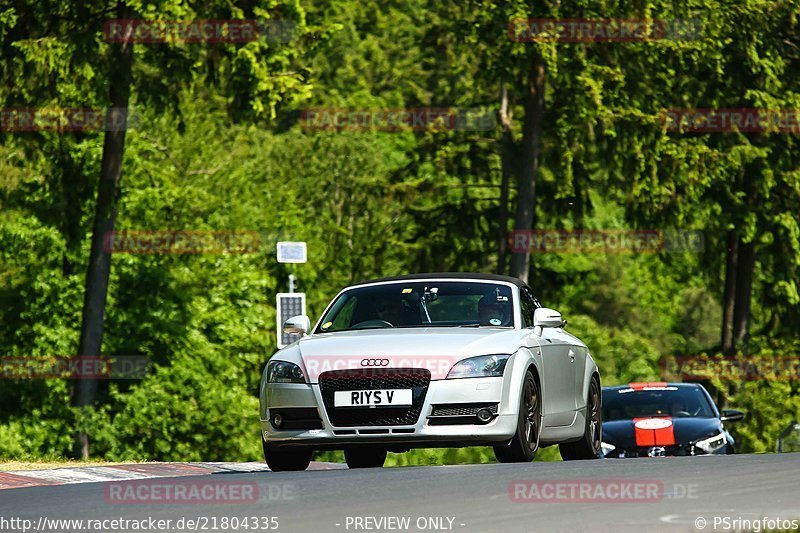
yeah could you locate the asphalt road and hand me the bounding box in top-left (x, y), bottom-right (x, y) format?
top-left (1, 453), bottom-right (799, 533)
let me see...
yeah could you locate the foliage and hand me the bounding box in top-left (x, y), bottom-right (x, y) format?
top-left (0, 0), bottom-right (797, 464)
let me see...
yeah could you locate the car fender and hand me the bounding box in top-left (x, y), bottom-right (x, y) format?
top-left (579, 351), bottom-right (601, 412)
top-left (725, 429), bottom-right (736, 453)
top-left (501, 342), bottom-right (545, 418)
top-left (259, 345), bottom-right (304, 419)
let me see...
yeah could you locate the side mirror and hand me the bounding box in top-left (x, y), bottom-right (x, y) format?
top-left (721, 409), bottom-right (745, 422)
top-left (283, 315), bottom-right (311, 336)
top-left (533, 307), bottom-right (563, 328)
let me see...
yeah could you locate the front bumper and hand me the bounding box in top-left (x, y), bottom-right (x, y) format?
top-left (602, 444), bottom-right (730, 458)
top-left (261, 377), bottom-right (517, 450)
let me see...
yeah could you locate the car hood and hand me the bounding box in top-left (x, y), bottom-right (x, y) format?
top-left (280, 327), bottom-right (527, 382)
top-left (603, 417), bottom-right (723, 448)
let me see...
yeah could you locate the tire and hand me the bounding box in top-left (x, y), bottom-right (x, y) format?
top-left (494, 369), bottom-right (541, 463)
top-left (263, 439), bottom-right (312, 471)
top-left (559, 377), bottom-right (602, 461)
top-left (344, 447), bottom-right (387, 468)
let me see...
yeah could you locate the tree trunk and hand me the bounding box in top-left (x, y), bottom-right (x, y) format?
top-left (732, 175), bottom-right (758, 355)
top-left (733, 237), bottom-right (755, 354)
top-left (496, 85), bottom-right (513, 275)
top-left (509, 55), bottom-right (545, 284)
top-left (72, 5), bottom-right (134, 459)
top-left (721, 230), bottom-right (738, 355)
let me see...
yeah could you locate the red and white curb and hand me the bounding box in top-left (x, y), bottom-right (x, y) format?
top-left (0, 461), bottom-right (346, 491)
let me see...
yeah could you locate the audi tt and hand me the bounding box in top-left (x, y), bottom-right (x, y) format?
top-left (259, 273), bottom-right (602, 470)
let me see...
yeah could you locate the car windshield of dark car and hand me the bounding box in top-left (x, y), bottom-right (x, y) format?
top-left (316, 281), bottom-right (514, 332)
top-left (602, 387), bottom-right (715, 420)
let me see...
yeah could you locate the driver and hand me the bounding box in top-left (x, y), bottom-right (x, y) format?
top-left (375, 295), bottom-right (405, 326)
top-left (669, 398), bottom-right (689, 417)
top-left (478, 296), bottom-right (509, 326)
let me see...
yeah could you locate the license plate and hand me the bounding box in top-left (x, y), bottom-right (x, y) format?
top-left (334, 389), bottom-right (412, 407)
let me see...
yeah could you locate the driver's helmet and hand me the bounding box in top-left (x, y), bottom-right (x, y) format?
top-left (478, 295), bottom-right (509, 325)
top-left (374, 294), bottom-right (404, 324)
top-left (668, 398), bottom-right (688, 416)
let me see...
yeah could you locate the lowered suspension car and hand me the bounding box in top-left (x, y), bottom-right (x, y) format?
top-left (259, 273), bottom-right (602, 471)
top-left (601, 382), bottom-right (744, 458)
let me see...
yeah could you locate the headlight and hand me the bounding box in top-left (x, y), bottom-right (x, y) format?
top-left (694, 431), bottom-right (727, 454)
top-left (266, 361), bottom-right (305, 383)
top-left (446, 355), bottom-right (510, 379)
top-left (601, 442), bottom-right (616, 457)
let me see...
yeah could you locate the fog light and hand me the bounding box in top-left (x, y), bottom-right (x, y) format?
top-left (476, 408), bottom-right (493, 423)
top-left (272, 413), bottom-right (283, 428)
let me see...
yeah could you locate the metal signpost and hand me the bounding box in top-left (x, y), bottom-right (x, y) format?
top-left (276, 241), bottom-right (307, 348)
top-left (275, 292), bottom-right (306, 348)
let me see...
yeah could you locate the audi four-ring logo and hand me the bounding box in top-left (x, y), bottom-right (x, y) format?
top-left (361, 358), bottom-right (390, 367)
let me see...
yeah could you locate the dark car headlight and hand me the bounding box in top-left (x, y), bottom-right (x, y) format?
top-left (694, 431), bottom-right (727, 454)
top-left (601, 442), bottom-right (616, 457)
top-left (446, 355), bottom-right (510, 379)
top-left (266, 361), bottom-right (305, 383)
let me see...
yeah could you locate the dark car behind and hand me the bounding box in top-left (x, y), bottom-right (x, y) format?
top-left (601, 382), bottom-right (744, 458)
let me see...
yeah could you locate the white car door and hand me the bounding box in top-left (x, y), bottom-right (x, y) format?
top-left (519, 286), bottom-right (576, 427)
top-left (539, 327), bottom-right (579, 426)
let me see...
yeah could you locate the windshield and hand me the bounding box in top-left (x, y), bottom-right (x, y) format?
top-left (316, 281), bottom-right (515, 332)
top-left (602, 386), bottom-right (716, 420)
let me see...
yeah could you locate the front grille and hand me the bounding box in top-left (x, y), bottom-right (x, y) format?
top-left (609, 445), bottom-right (686, 458)
top-left (430, 403), bottom-right (498, 417)
top-left (319, 368), bottom-right (430, 427)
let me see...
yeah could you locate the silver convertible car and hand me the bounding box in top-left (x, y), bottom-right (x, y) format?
top-left (259, 273), bottom-right (602, 470)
